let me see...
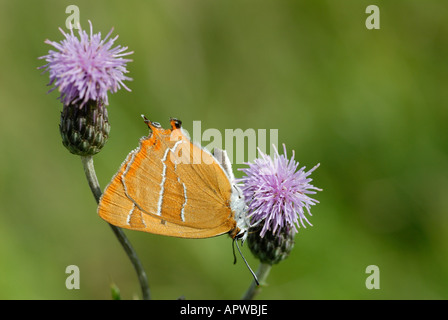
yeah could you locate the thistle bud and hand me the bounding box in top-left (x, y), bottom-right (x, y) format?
top-left (248, 222), bottom-right (295, 265)
top-left (59, 100), bottom-right (110, 156)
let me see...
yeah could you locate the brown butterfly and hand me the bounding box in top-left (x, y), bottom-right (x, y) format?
top-left (97, 116), bottom-right (257, 283)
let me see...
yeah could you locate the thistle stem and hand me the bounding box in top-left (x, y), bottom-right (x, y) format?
top-left (81, 155), bottom-right (151, 300)
top-left (241, 262), bottom-right (272, 300)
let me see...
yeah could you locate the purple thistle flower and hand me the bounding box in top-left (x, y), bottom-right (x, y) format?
top-left (38, 21), bottom-right (133, 107)
top-left (237, 144), bottom-right (322, 238)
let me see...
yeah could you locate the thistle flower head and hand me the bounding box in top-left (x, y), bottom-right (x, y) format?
top-left (38, 21), bottom-right (133, 107)
top-left (238, 144), bottom-right (321, 238)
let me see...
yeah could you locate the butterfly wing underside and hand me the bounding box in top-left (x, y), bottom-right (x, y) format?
top-left (98, 120), bottom-right (237, 238)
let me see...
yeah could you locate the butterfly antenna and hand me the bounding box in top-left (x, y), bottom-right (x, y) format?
top-left (235, 239), bottom-right (259, 286)
top-left (232, 238), bottom-right (238, 265)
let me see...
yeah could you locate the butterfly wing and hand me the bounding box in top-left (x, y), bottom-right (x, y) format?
top-left (98, 119), bottom-right (237, 238)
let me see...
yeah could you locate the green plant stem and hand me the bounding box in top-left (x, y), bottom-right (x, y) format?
top-left (81, 155), bottom-right (151, 300)
top-left (241, 262), bottom-right (272, 300)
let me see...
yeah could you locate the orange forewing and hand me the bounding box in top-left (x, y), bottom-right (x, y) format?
top-left (97, 118), bottom-right (237, 238)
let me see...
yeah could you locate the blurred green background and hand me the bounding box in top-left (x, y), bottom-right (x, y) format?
top-left (0, 0), bottom-right (447, 299)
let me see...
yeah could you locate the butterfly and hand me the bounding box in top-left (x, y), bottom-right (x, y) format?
top-left (97, 116), bottom-right (258, 282)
